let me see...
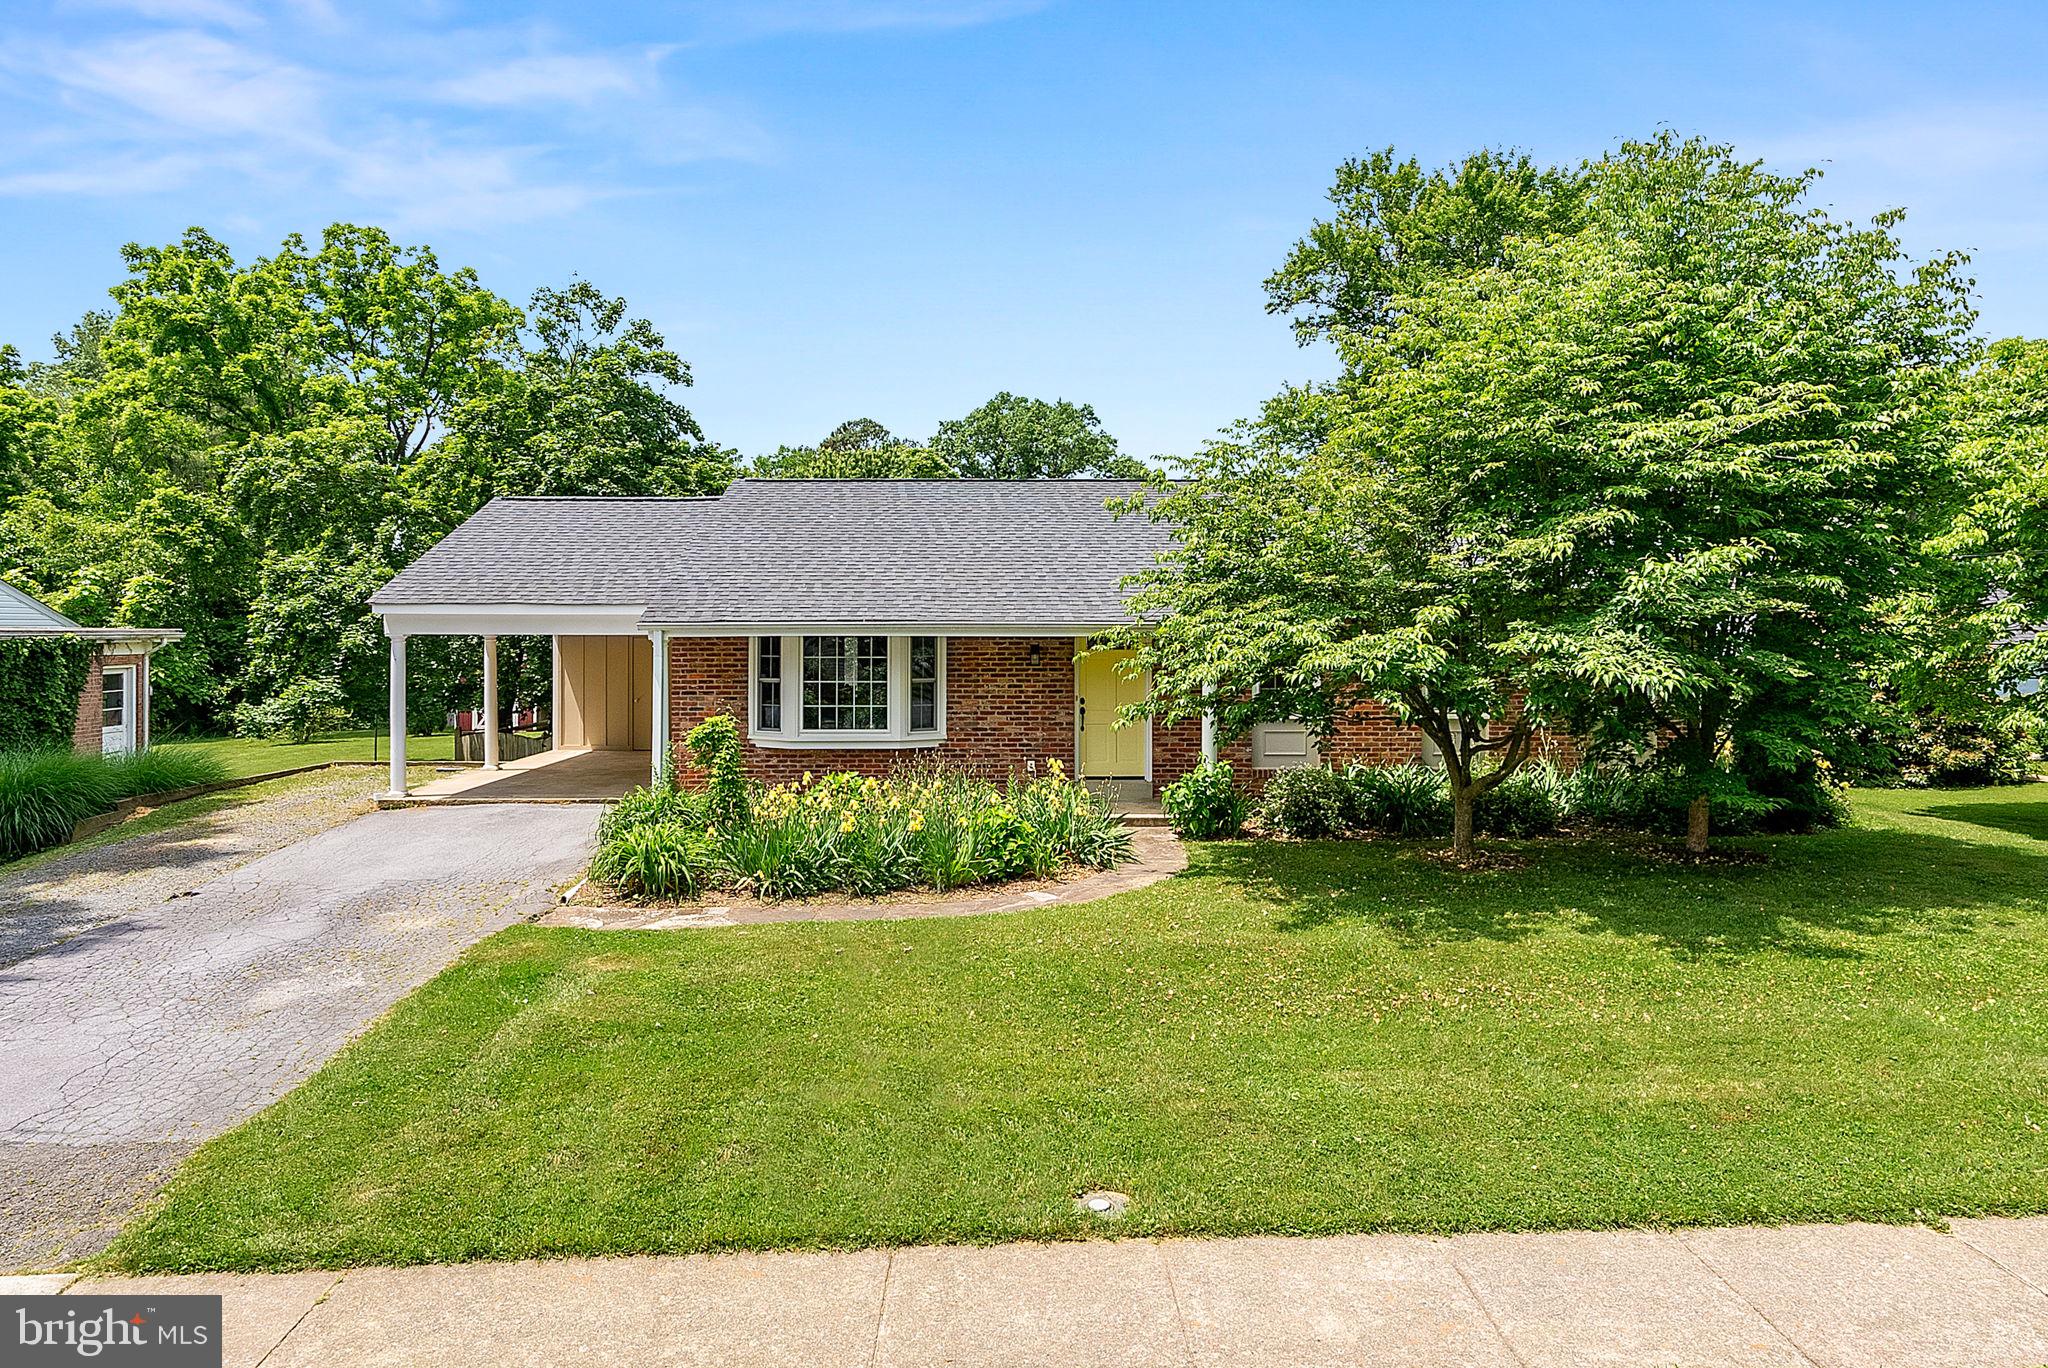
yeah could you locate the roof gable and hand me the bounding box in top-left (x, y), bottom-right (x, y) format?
top-left (0, 581), bottom-right (83, 633)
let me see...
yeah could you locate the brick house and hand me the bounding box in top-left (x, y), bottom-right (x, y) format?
top-left (369, 480), bottom-right (1574, 800)
top-left (0, 581), bottom-right (182, 755)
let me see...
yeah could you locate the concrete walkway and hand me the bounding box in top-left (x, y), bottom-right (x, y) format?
top-left (0, 799), bottom-right (599, 1270)
top-left (20, 1217), bottom-right (2048, 1367)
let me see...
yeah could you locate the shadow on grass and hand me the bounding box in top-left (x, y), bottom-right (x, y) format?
top-left (1189, 813), bottom-right (2048, 961)
top-left (1910, 800), bottom-right (2048, 841)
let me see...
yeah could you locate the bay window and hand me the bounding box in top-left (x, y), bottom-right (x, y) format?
top-left (750, 634), bottom-right (945, 744)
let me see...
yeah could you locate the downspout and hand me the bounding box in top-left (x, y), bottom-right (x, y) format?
top-left (1200, 682), bottom-right (1217, 765)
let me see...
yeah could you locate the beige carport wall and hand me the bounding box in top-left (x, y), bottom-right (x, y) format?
top-left (374, 602), bottom-right (671, 799)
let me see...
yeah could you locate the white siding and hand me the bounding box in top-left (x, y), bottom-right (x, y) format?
top-left (0, 582), bottom-right (79, 631)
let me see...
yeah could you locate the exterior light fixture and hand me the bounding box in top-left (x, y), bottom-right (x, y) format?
top-left (1028, 643), bottom-right (1044, 667)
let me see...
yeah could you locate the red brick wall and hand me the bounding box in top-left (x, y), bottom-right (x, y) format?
top-left (664, 636), bottom-right (1582, 788)
top-left (71, 650), bottom-right (148, 754)
top-left (667, 636), bottom-right (1078, 785)
top-left (71, 647), bottom-right (104, 753)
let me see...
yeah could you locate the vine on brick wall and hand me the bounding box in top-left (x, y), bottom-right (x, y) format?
top-left (0, 638), bottom-right (95, 751)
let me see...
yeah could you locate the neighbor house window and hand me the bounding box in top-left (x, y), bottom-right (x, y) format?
top-left (756, 635), bottom-right (782, 731)
top-left (751, 634), bottom-right (946, 745)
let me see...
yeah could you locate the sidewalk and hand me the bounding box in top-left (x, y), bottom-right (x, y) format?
top-left (12, 1217), bottom-right (2048, 1367)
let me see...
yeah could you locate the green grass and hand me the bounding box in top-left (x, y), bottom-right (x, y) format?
top-left (100, 784), bottom-right (2048, 1273)
top-left (160, 730), bottom-right (458, 781)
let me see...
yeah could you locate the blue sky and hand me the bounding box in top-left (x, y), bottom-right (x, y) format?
top-left (3, 1), bottom-right (2045, 462)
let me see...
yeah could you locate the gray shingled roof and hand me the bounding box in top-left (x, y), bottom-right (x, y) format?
top-left (371, 480), bottom-right (1177, 628)
top-left (371, 497), bottom-right (721, 608)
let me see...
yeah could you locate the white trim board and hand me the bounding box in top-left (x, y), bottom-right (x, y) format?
top-left (656, 622), bottom-right (1128, 638)
top-left (379, 606), bottom-right (647, 638)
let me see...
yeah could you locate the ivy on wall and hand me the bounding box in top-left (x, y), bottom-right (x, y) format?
top-left (0, 638), bottom-right (95, 751)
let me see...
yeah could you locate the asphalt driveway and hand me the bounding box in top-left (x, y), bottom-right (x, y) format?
top-left (0, 786), bottom-right (598, 1270)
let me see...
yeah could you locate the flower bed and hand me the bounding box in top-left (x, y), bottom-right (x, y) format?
top-left (590, 758), bottom-right (1134, 902)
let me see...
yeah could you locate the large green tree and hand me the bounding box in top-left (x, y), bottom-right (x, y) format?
top-left (1, 226), bottom-right (729, 735)
top-left (1921, 337), bottom-right (2048, 708)
top-left (929, 392), bottom-right (1146, 479)
top-left (753, 418), bottom-right (953, 478)
top-left (1123, 135), bottom-right (1972, 856)
top-left (1264, 146), bottom-right (1586, 346)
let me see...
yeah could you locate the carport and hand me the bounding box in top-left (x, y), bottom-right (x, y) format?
top-left (367, 496), bottom-right (719, 801)
top-left (373, 603), bottom-right (667, 802)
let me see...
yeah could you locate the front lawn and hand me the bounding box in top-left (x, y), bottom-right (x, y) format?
top-left (160, 729), bottom-right (458, 780)
top-left (102, 784), bottom-right (2048, 1272)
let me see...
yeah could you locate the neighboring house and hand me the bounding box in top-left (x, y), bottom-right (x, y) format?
top-left (0, 581), bottom-right (183, 755)
top-left (369, 480), bottom-right (1572, 798)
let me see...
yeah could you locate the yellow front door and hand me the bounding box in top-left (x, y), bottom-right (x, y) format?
top-left (1077, 649), bottom-right (1146, 778)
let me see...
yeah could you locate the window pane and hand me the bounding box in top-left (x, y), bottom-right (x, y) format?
top-left (756, 637), bottom-right (781, 731)
top-left (803, 635), bottom-right (887, 730)
top-left (101, 672), bottom-right (125, 726)
top-left (909, 636), bottom-right (937, 731)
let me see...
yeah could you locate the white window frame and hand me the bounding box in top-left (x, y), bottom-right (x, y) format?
top-left (749, 634), bottom-right (947, 748)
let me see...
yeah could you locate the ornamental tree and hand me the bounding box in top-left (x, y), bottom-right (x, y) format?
top-left (1121, 135), bottom-right (1972, 857)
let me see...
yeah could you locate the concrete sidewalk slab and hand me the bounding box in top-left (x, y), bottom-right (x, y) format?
top-left (875, 1240), bottom-right (1187, 1368)
top-left (1682, 1221), bottom-right (2048, 1368)
top-left (57, 1217), bottom-right (2048, 1368)
top-left (1163, 1232), bottom-right (1513, 1367)
top-left (1445, 1227), bottom-right (1809, 1367)
top-left (258, 1251), bottom-right (890, 1368)
top-left (71, 1270), bottom-right (341, 1368)
top-left (1954, 1216), bottom-right (2048, 1297)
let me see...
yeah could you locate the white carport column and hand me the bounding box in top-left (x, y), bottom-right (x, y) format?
top-left (650, 629), bottom-right (669, 785)
top-left (481, 634), bottom-right (501, 770)
top-left (387, 631), bottom-right (409, 797)
top-left (549, 635), bottom-right (561, 750)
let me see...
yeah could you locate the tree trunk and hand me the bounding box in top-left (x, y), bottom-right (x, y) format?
top-left (1452, 786), bottom-right (1476, 859)
top-left (1686, 794), bottom-right (1710, 854)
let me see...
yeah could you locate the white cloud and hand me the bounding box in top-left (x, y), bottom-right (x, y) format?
top-left (679, 0), bottom-right (1046, 41)
top-left (0, 15), bottom-right (765, 228)
top-left (336, 135), bottom-right (602, 228)
top-left (49, 30), bottom-right (323, 138)
top-left (432, 51), bottom-right (652, 107)
top-left (0, 151), bottom-right (203, 194)
top-left (1762, 102), bottom-right (2048, 181)
top-left (61, 0), bottom-right (262, 30)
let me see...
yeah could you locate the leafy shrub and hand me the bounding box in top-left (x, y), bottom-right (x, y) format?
top-left (590, 822), bottom-right (714, 899)
top-left (589, 759), bottom-right (1134, 901)
top-left (107, 746), bottom-right (229, 798)
top-left (1559, 763), bottom-right (1844, 836)
top-left (685, 713), bottom-right (749, 829)
top-left (0, 749), bottom-right (123, 861)
top-left (1344, 762), bottom-right (1452, 836)
top-left (1477, 761), bottom-right (1571, 836)
top-left (1160, 760), bottom-right (1249, 838)
top-left (1258, 765), bottom-right (1351, 838)
top-left (1882, 713), bottom-right (2038, 788)
top-left (234, 676), bottom-right (353, 744)
top-left (0, 637), bottom-right (95, 751)
top-left (595, 780), bottom-right (702, 845)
